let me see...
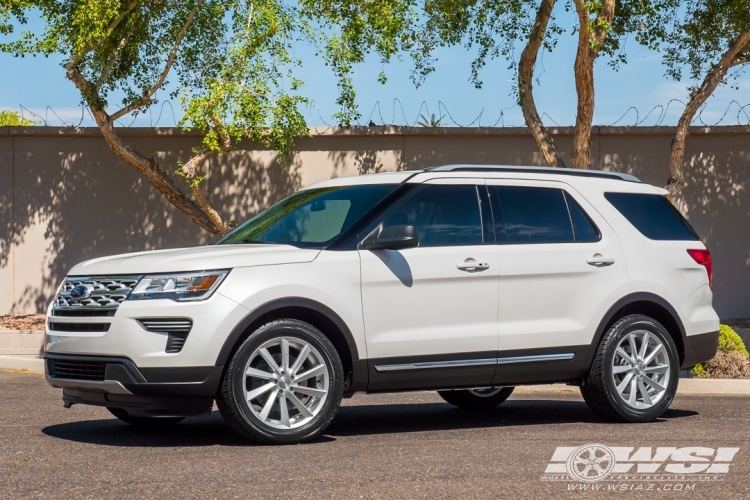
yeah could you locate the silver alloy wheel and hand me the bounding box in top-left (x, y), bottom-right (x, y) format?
top-left (468, 387), bottom-right (505, 398)
top-left (242, 336), bottom-right (330, 430)
top-left (611, 330), bottom-right (671, 409)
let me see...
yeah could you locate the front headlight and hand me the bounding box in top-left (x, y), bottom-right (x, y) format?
top-left (128, 270), bottom-right (230, 302)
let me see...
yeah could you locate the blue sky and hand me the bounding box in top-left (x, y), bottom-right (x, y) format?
top-left (1, 6), bottom-right (749, 128)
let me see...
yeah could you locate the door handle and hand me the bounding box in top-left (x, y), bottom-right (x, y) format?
top-left (587, 253), bottom-right (615, 267)
top-left (457, 258), bottom-right (489, 271)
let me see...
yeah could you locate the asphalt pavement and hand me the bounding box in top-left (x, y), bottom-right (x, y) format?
top-left (1, 370), bottom-right (749, 499)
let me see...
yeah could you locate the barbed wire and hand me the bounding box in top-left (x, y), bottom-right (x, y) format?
top-left (318, 99), bottom-right (750, 128)
top-left (17, 101), bottom-right (180, 128)
top-left (10, 98), bottom-right (750, 129)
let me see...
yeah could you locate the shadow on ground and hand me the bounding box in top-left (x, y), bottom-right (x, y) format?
top-left (40, 399), bottom-right (698, 448)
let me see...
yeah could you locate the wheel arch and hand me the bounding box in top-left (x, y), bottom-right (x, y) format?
top-left (215, 298), bottom-right (367, 393)
top-left (587, 292), bottom-right (686, 368)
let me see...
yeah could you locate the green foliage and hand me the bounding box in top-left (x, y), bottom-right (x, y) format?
top-left (691, 362), bottom-right (708, 378)
top-left (300, 0), bottom-right (418, 125)
top-left (0, 0), bottom-right (413, 160)
top-left (692, 324), bottom-right (749, 377)
top-left (416, 113), bottom-right (445, 127)
top-left (0, 0), bottom-right (418, 234)
top-left (662, 0), bottom-right (750, 83)
top-left (0, 110), bottom-right (34, 126)
top-left (718, 324), bottom-right (749, 356)
top-left (409, 0), bottom-right (677, 93)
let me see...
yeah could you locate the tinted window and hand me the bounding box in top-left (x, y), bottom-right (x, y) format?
top-left (385, 185), bottom-right (483, 247)
top-left (605, 192), bottom-right (699, 241)
top-left (565, 192), bottom-right (601, 242)
top-left (490, 186), bottom-right (574, 243)
top-left (217, 184), bottom-right (397, 248)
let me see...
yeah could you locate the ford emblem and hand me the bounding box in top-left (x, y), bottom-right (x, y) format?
top-left (69, 284), bottom-right (92, 301)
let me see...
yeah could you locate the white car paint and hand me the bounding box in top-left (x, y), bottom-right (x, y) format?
top-left (45, 166), bottom-right (719, 372)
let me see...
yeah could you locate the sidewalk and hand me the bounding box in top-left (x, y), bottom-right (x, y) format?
top-left (0, 329), bottom-right (44, 372)
top-left (514, 379), bottom-right (750, 395)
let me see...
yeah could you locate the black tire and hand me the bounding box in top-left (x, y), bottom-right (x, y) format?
top-left (437, 387), bottom-right (515, 410)
top-left (107, 408), bottom-right (184, 427)
top-left (217, 319), bottom-right (344, 444)
top-left (580, 314), bottom-right (679, 423)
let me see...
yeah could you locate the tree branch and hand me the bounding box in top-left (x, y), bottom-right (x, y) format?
top-left (110, 0), bottom-right (205, 122)
top-left (180, 150), bottom-right (229, 233)
top-left (570, 0), bottom-right (615, 169)
top-left (667, 26), bottom-right (750, 200)
top-left (66, 64), bottom-right (227, 235)
top-left (518, 0), bottom-right (566, 168)
top-left (211, 115), bottom-right (232, 151)
top-left (68, 2), bottom-right (136, 68)
top-left (95, 31), bottom-right (131, 91)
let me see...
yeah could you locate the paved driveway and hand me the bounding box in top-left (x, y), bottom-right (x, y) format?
top-left (1, 370), bottom-right (749, 499)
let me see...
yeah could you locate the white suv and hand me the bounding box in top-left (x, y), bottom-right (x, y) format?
top-left (45, 165), bottom-right (719, 444)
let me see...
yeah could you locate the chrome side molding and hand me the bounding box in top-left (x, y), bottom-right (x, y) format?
top-left (374, 352), bottom-right (575, 372)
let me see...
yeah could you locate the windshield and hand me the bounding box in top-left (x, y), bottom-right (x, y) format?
top-left (216, 184), bottom-right (398, 248)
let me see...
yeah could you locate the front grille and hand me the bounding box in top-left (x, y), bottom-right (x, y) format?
top-left (50, 359), bottom-right (106, 381)
top-left (137, 318), bottom-right (193, 354)
top-left (48, 322), bottom-right (110, 333)
top-left (54, 276), bottom-right (140, 311)
top-left (51, 309), bottom-right (116, 317)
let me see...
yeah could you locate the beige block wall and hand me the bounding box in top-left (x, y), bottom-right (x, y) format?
top-left (0, 126), bottom-right (748, 318)
top-left (0, 136), bottom-right (13, 312)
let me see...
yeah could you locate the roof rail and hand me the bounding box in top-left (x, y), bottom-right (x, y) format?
top-left (425, 164), bottom-right (641, 183)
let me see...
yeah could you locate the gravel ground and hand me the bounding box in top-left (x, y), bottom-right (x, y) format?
top-left (1, 370), bottom-right (749, 499)
top-left (0, 314), bottom-right (46, 330)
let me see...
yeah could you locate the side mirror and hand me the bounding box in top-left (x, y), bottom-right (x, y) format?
top-left (362, 224), bottom-right (419, 251)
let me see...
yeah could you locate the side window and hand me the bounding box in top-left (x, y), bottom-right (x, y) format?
top-left (564, 192), bottom-right (601, 242)
top-left (384, 185), bottom-right (484, 247)
top-left (489, 186), bottom-right (574, 244)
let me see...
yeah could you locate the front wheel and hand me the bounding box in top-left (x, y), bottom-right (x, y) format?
top-left (217, 319), bottom-right (344, 444)
top-left (580, 314), bottom-right (679, 423)
top-left (438, 387), bottom-right (515, 410)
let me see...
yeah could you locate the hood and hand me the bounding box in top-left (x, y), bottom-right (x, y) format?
top-left (68, 244), bottom-right (320, 276)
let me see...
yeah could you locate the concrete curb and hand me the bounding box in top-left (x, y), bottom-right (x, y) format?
top-left (0, 330), bottom-right (45, 357)
top-left (0, 355), bottom-right (44, 373)
top-left (514, 379), bottom-right (750, 395)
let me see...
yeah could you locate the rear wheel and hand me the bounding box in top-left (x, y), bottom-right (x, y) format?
top-left (581, 314), bottom-right (679, 422)
top-left (217, 319), bottom-right (343, 444)
top-left (107, 408), bottom-right (184, 427)
top-left (438, 386), bottom-right (515, 410)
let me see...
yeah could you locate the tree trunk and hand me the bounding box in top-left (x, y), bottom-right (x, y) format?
top-left (571, 0), bottom-right (615, 170)
top-left (66, 65), bottom-right (231, 236)
top-left (518, 0), bottom-right (566, 168)
top-left (666, 28), bottom-right (750, 200)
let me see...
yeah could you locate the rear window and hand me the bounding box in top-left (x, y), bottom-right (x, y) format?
top-left (604, 193), bottom-right (699, 241)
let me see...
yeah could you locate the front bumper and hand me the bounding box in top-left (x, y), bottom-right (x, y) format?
top-left (680, 330), bottom-right (719, 369)
top-left (45, 292), bottom-right (248, 368)
top-left (45, 353), bottom-right (221, 417)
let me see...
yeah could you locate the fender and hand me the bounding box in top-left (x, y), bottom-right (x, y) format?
top-left (214, 297), bottom-right (360, 367)
top-left (584, 292), bottom-right (686, 369)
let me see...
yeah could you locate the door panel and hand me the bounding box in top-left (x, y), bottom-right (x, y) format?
top-left (486, 180), bottom-right (630, 355)
top-left (360, 244), bottom-right (501, 358)
top-left (359, 182), bottom-right (500, 389)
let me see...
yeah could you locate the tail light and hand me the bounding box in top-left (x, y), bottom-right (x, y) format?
top-left (687, 249), bottom-right (713, 287)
